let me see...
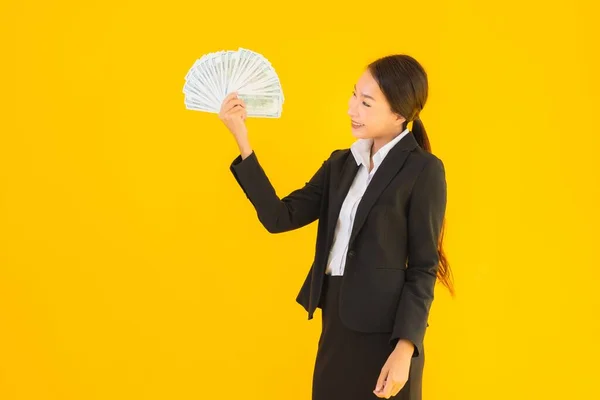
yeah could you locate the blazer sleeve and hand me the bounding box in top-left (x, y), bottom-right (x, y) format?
top-left (389, 156), bottom-right (447, 357)
top-left (229, 150), bottom-right (331, 233)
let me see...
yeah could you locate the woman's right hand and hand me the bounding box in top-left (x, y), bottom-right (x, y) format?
top-left (219, 92), bottom-right (248, 140)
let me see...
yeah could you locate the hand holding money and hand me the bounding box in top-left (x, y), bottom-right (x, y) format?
top-left (219, 92), bottom-right (248, 139)
top-left (219, 92), bottom-right (253, 159)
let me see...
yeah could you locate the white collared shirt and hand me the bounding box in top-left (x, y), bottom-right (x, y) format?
top-left (325, 128), bottom-right (410, 276)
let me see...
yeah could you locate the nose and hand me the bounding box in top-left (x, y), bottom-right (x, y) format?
top-left (348, 97), bottom-right (358, 117)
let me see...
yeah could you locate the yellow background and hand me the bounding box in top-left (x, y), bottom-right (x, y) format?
top-left (1, 0), bottom-right (599, 399)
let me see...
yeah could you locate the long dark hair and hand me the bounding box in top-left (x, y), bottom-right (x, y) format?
top-left (368, 55), bottom-right (454, 296)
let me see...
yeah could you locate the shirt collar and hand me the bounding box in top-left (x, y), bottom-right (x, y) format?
top-left (350, 128), bottom-right (410, 169)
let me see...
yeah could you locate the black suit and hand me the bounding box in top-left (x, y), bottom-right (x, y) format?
top-left (229, 131), bottom-right (447, 360)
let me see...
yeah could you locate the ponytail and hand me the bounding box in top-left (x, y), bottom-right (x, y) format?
top-left (410, 116), bottom-right (455, 297)
top-left (411, 116), bottom-right (431, 152)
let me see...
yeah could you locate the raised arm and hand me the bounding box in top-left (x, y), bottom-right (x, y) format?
top-left (230, 150), bottom-right (330, 233)
top-left (219, 92), bottom-right (331, 233)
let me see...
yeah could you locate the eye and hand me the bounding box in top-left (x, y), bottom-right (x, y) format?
top-left (352, 90), bottom-right (370, 107)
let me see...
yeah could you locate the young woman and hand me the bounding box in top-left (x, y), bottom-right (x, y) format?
top-left (220, 54), bottom-right (453, 400)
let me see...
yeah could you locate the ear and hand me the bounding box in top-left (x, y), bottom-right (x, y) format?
top-left (394, 113), bottom-right (406, 128)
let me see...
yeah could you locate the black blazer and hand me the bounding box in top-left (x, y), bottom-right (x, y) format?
top-left (229, 131), bottom-right (447, 357)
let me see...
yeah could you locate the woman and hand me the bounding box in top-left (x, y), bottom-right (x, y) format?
top-left (221, 54), bottom-right (453, 400)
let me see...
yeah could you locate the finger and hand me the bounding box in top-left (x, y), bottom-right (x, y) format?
top-left (382, 377), bottom-right (394, 398)
top-left (219, 93), bottom-right (242, 114)
top-left (226, 108), bottom-right (246, 120)
top-left (224, 105), bottom-right (246, 117)
top-left (224, 94), bottom-right (246, 109)
top-left (223, 99), bottom-right (245, 114)
top-left (375, 368), bottom-right (388, 393)
top-left (222, 91), bottom-right (239, 104)
top-left (372, 388), bottom-right (385, 399)
top-left (391, 382), bottom-right (402, 397)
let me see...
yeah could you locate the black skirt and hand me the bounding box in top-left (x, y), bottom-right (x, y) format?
top-left (312, 275), bottom-right (424, 400)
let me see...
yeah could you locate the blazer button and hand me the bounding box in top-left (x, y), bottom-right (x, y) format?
top-left (348, 250), bottom-right (355, 258)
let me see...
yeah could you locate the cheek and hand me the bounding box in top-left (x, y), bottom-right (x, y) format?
top-left (365, 110), bottom-right (387, 134)
top-left (364, 109), bottom-right (379, 126)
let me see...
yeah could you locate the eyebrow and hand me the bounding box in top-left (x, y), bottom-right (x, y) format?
top-left (354, 85), bottom-right (376, 101)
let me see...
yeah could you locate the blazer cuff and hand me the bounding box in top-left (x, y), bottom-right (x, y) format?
top-left (229, 150), bottom-right (276, 206)
top-left (390, 330), bottom-right (423, 358)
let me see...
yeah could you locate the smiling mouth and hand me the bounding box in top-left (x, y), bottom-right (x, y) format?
top-left (351, 121), bottom-right (364, 128)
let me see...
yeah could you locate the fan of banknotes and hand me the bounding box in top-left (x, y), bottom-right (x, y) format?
top-left (183, 47), bottom-right (284, 118)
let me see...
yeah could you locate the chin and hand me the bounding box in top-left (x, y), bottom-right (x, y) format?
top-left (351, 128), bottom-right (370, 139)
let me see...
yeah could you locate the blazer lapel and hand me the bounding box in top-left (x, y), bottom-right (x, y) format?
top-left (348, 131), bottom-right (419, 247)
top-left (325, 153), bottom-right (359, 249)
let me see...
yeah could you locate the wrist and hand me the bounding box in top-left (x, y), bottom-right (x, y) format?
top-left (394, 339), bottom-right (415, 357)
top-left (236, 136), bottom-right (252, 159)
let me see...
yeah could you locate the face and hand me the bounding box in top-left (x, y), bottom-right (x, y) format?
top-left (348, 69), bottom-right (406, 140)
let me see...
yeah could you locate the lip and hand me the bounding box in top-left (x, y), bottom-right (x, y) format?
top-left (351, 120), bottom-right (364, 127)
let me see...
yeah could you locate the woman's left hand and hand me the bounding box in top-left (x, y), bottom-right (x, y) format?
top-left (373, 340), bottom-right (414, 398)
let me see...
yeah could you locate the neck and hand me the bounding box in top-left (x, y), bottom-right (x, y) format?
top-left (370, 129), bottom-right (405, 157)
top-left (370, 136), bottom-right (390, 157)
